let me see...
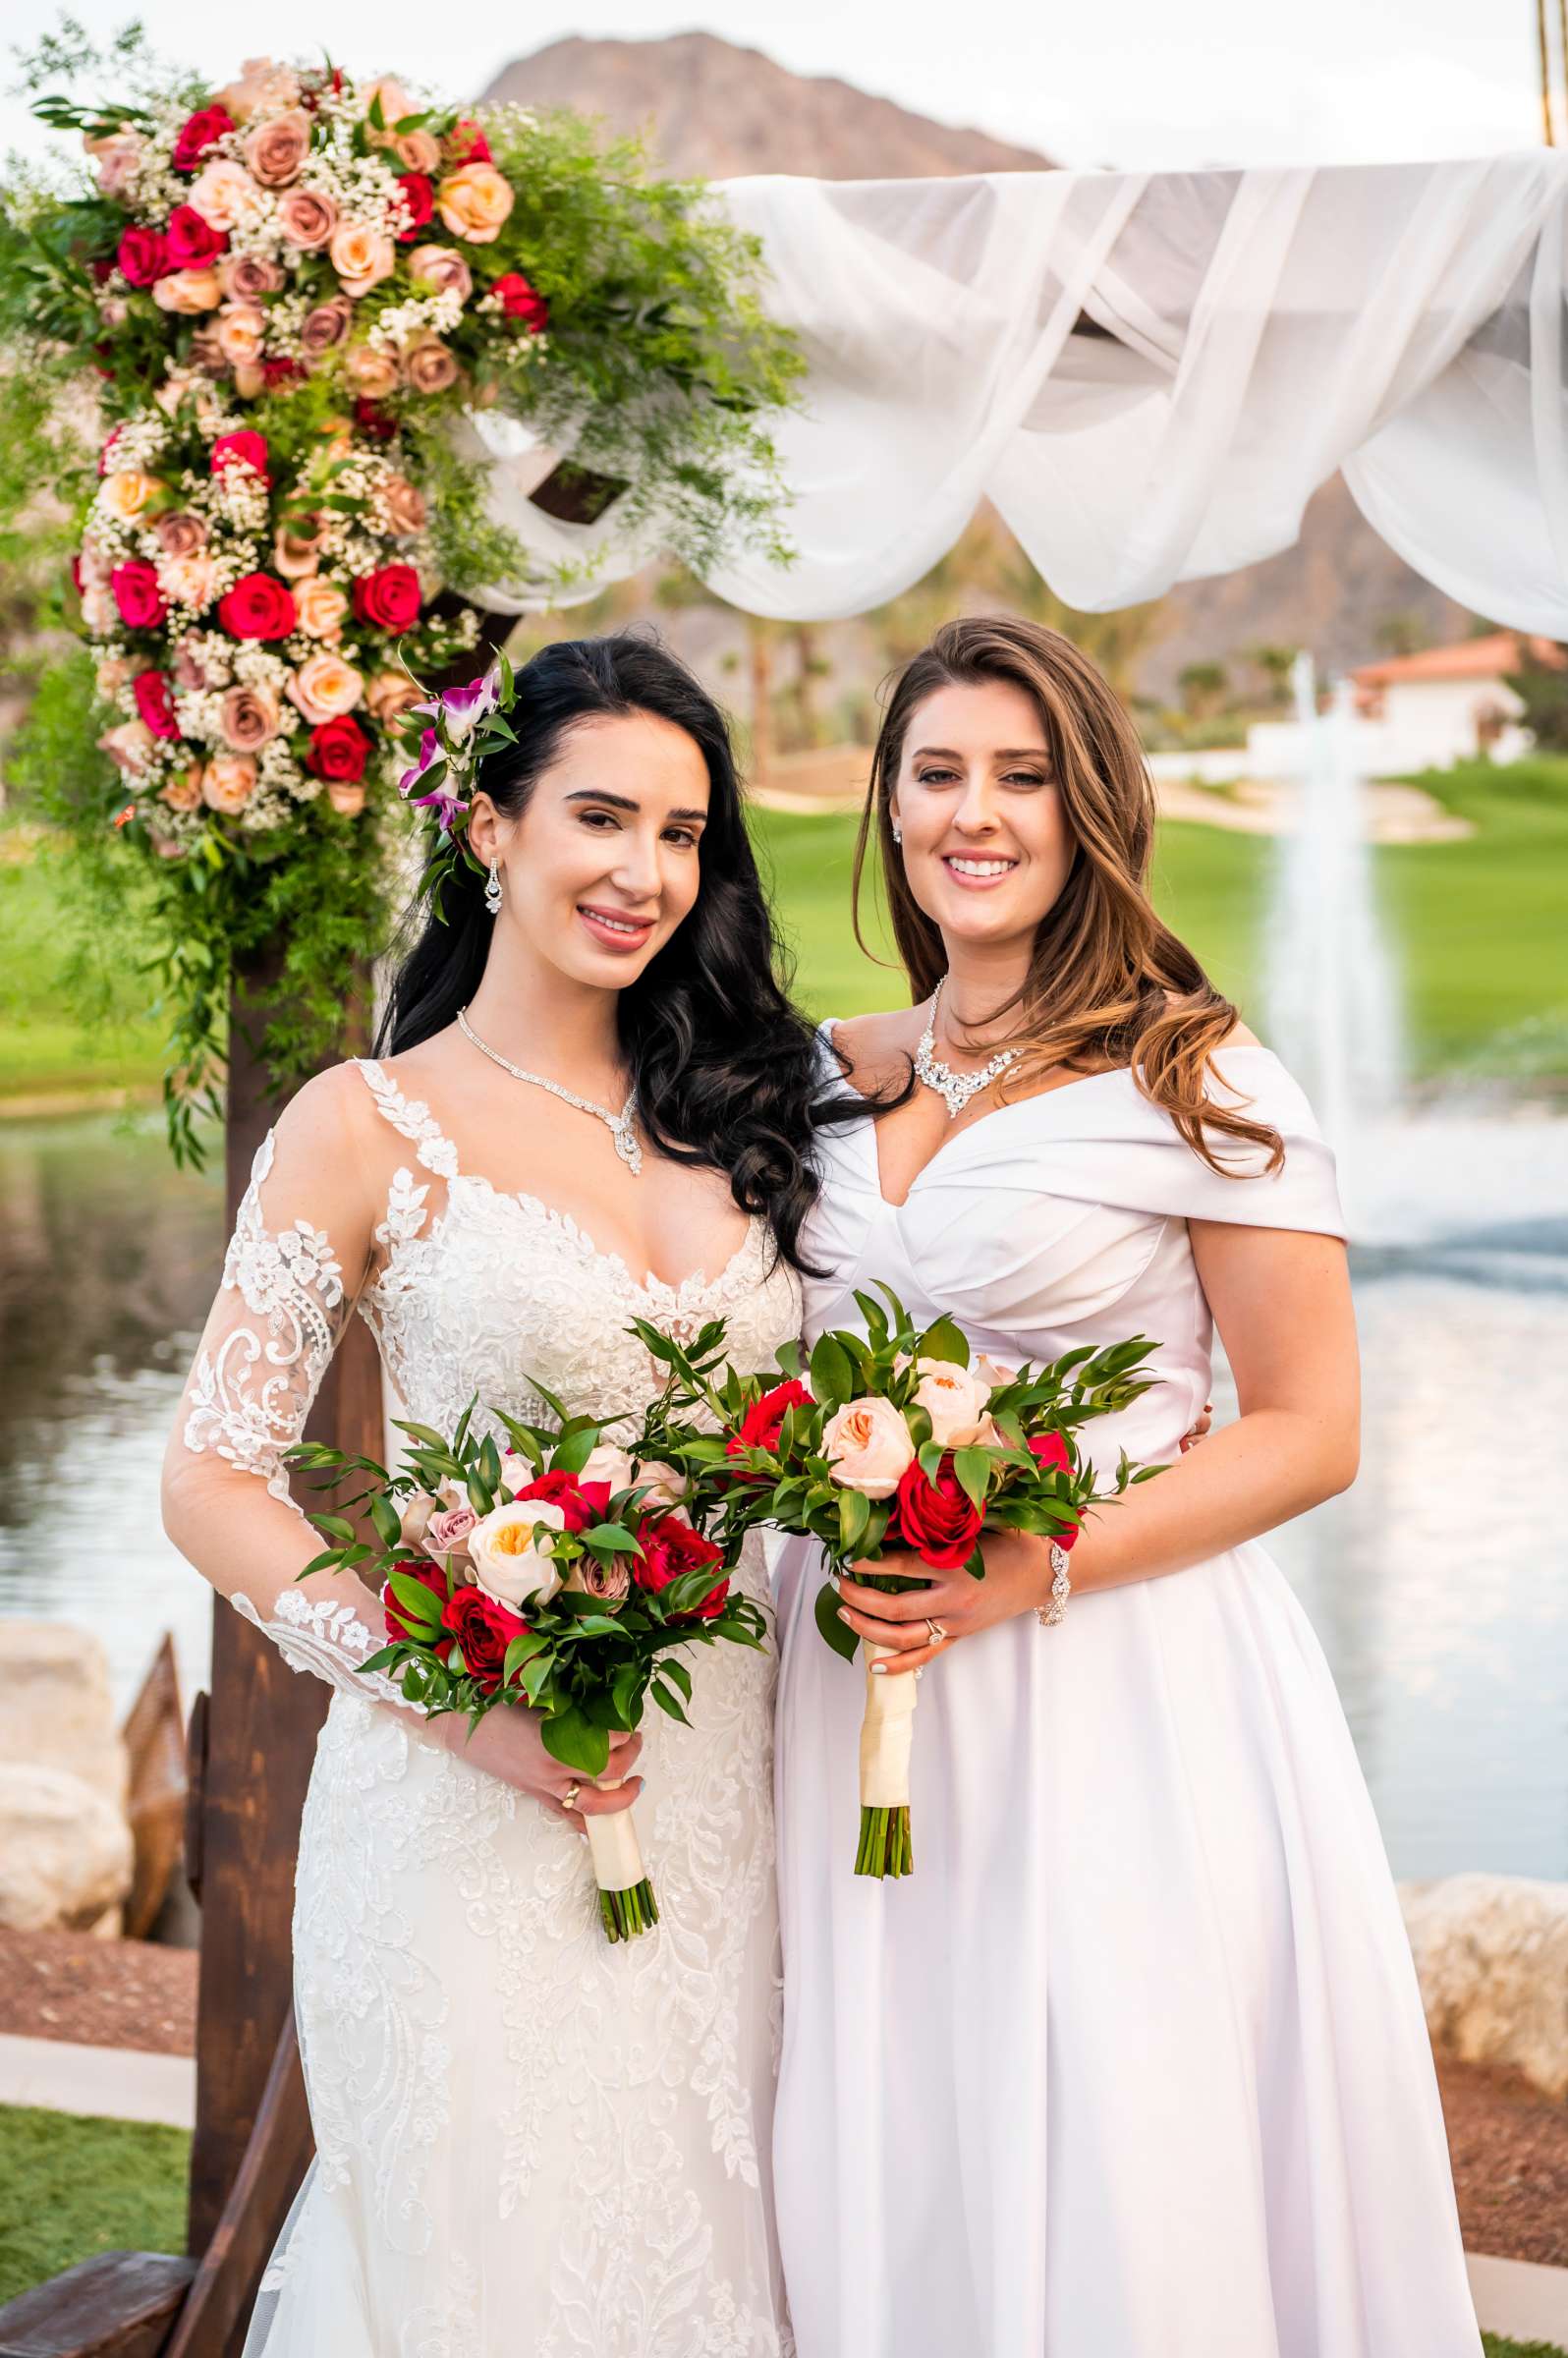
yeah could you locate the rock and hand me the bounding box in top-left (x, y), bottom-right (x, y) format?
top-left (0, 1764), bottom-right (134, 1935)
top-left (1400, 1873), bottom-right (1568, 2102)
top-left (0, 1622), bottom-right (128, 1805)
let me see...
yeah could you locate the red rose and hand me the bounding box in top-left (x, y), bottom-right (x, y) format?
top-left (395, 172), bottom-right (434, 239)
top-left (891, 1454), bottom-right (984, 1572)
top-left (262, 357), bottom-right (304, 387)
top-left (353, 398), bottom-right (397, 441)
top-left (725, 1377), bottom-right (814, 1461)
top-left (511, 1470), bottom-right (612, 1535)
top-left (447, 119), bottom-right (491, 165)
top-left (166, 204), bottom-right (228, 268)
top-left (172, 105), bottom-right (235, 171)
top-left (382, 1558), bottom-right (449, 1643)
top-left (217, 572), bottom-right (298, 642)
top-left (110, 561), bottom-right (166, 631)
top-left (132, 669), bottom-right (178, 740)
top-left (210, 429), bottom-right (269, 483)
top-left (440, 1585), bottom-right (529, 1693)
top-left (1026, 1432), bottom-right (1077, 1548)
top-left (307, 715), bottom-right (370, 783)
top-left (635, 1512), bottom-right (729, 1622)
top-left (490, 270), bottom-right (549, 333)
top-left (117, 225), bottom-right (169, 287)
top-left (352, 563), bottom-right (422, 633)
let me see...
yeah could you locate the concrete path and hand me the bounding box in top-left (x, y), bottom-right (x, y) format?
top-left (0, 2031), bottom-right (194, 2129)
top-left (1468, 2250), bottom-right (1568, 2345)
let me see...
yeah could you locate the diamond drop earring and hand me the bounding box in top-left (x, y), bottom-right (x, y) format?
top-left (890, 818), bottom-right (903, 845)
top-left (484, 860), bottom-right (503, 916)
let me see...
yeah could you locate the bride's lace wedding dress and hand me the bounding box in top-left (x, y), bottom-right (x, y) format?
top-left (169, 1057), bottom-right (801, 2357)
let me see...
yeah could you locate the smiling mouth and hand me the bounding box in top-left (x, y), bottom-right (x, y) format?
top-left (942, 854), bottom-right (1019, 882)
top-left (578, 902), bottom-right (655, 944)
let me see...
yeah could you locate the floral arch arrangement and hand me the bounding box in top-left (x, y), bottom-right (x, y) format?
top-left (1, 28), bottom-right (800, 1156)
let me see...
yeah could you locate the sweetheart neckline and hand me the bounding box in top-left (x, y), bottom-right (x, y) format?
top-left (441, 1170), bottom-right (771, 1302)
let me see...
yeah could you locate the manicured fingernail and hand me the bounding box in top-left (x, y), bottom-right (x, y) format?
top-left (870, 1662), bottom-right (886, 1675)
top-left (837, 1607), bottom-right (853, 1624)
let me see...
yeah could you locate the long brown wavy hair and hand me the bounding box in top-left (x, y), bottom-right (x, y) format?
top-left (852, 614), bottom-right (1282, 1175)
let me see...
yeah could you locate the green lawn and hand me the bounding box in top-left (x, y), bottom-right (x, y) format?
top-left (3, 757), bottom-right (1566, 1104)
top-left (0, 2106), bottom-right (189, 2306)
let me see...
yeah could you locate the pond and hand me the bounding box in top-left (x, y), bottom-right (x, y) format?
top-left (1, 1101), bottom-right (1564, 1885)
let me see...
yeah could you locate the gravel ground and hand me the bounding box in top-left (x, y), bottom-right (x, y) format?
top-left (0, 1934), bottom-right (1562, 2269)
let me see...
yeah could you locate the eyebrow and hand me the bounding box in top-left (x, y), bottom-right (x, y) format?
top-left (563, 788), bottom-right (708, 821)
top-left (911, 745), bottom-right (1050, 761)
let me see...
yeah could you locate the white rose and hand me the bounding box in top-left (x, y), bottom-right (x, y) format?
top-left (973, 1353), bottom-right (1019, 1394)
top-left (634, 1458), bottom-right (691, 1513)
top-left (467, 1496), bottom-right (567, 1609)
top-left (820, 1395), bottom-right (916, 1499)
top-left (910, 1358), bottom-right (993, 1448)
top-left (578, 1441), bottom-right (637, 1492)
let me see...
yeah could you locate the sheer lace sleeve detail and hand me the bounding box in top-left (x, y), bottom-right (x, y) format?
top-left (183, 1130), bottom-right (350, 1510)
top-left (230, 1589), bottom-right (407, 1710)
top-left (357, 1058), bottom-right (460, 1179)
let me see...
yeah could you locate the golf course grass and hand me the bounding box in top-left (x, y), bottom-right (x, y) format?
top-left (2, 756), bottom-right (1565, 1105)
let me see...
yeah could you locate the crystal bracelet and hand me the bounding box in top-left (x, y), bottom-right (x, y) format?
top-left (1036, 1539), bottom-right (1072, 1628)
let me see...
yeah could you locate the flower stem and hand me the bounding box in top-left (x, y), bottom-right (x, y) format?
top-left (598, 1876), bottom-right (660, 1941)
top-left (855, 1804), bottom-right (913, 1879)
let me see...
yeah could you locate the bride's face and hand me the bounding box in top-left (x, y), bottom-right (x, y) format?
top-left (474, 711), bottom-right (710, 987)
top-left (888, 679), bottom-right (1074, 958)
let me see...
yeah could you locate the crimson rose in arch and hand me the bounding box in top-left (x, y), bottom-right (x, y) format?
top-left (635, 1513), bottom-right (730, 1621)
top-left (725, 1377), bottom-right (815, 1461)
top-left (890, 1454), bottom-right (984, 1572)
top-left (511, 1470), bottom-right (613, 1534)
top-left (441, 1586), bottom-right (531, 1694)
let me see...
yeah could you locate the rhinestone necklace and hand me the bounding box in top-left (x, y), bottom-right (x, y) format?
top-left (914, 979), bottom-right (1021, 1121)
top-left (457, 1006), bottom-right (643, 1175)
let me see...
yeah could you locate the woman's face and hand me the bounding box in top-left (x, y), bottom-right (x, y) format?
top-left (888, 678), bottom-right (1074, 957)
top-left (471, 711), bottom-right (710, 988)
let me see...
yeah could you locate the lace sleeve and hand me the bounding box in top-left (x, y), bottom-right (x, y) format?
top-left (163, 1069), bottom-right (410, 1712)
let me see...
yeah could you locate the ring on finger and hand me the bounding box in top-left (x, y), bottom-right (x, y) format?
top-left (925, 1618), bottom-right (947, 1646)
top-left (561, 1780), bottom-right (582, 1812)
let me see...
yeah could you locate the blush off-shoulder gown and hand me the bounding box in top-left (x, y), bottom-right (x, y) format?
top-left (770, 1039), bottom-right (1480, 2358)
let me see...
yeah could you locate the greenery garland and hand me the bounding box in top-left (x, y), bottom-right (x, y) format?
top-left (0, 24), bottom-right (802, 1159)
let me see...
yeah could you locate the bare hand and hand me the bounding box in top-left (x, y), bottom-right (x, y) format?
top-left (438, 1706), bottom-right (644, 1823)
top-left (835, 1530), bottom-right (1054, 1678)
top-left (1180, 1400), bottom-right (1215, 1452)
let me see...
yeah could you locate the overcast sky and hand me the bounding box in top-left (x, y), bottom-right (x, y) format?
top-left (2, 0), bottom-right (1548, 170)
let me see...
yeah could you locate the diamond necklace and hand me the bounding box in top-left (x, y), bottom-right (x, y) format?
top-left (457, 1006), bottom-right (643, 1175)
top-left (914, 979), bottom-right (1021, 1121)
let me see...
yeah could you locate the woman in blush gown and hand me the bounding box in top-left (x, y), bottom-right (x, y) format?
top-left (770, 617), bottom-right (1480, 2358)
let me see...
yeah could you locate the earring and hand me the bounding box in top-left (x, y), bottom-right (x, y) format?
top-left (890, 819), bottom-right (903, 845)
top-left (484, 860), bottom-right (503, 916)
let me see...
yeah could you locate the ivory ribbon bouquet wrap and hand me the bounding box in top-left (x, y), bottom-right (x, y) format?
top-left (287, 1386), bottom-right (762, 1942)
top-left (636, 1288), bottom-right (1160, 1878)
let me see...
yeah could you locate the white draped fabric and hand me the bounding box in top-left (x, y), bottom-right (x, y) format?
top-left (464, 153), bottom-right (1568, 631)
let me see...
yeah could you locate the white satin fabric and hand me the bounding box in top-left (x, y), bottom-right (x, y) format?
top-left (465, 153), bottom-right (1568, 633)
top-left (770, 1043), bottom-right (1479, 2357)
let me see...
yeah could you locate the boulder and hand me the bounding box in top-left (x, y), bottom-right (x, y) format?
top-left (1400, 1873), bottom-right (1568, 2102)
top-left (0, 1622), bottom-right (128, 1804)
top-left (0, 1763), bottom-right (134, 1935)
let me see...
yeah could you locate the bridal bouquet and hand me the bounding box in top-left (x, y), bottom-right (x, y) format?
top-left (635, 1289), bottom-right (1157, 1879)
top-left (288, 1395), bottom-right (761, 1941)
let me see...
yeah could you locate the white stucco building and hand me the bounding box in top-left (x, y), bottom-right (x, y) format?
top-left (1347, 633), bottom-right (1560, 772)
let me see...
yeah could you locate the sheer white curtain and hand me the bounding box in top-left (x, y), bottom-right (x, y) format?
top-left (460, 152), bottom-right (1568, 631)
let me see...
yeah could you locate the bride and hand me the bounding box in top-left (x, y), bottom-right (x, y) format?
top-left (161, 633), bottom-right (852, 2355)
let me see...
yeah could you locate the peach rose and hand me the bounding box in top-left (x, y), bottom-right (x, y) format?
top-left (909, 1358), bottom-right (993, 1449)
top-left (294, 576), bottom-right (349, 638)
top-left (361, 79), bottom-right (414, 140)
top-left (158, 552), bottom-right (218, 611)
top-left (154, 511), bottom-right (207, 558)
top-left (326, 779), bottom-right (366, 816)
top-left (214, 303), bottom-right (267, 367)
top-left (329, 222), bottom-right (396, 299)
top-left (467, 1496), bottom-right (565, 1610)
top-left (243, 106), bottom-right (310, 188)
top-left (232, 361), bottom-right (266, 400)
top-left (219, 253), bottom-right (285, 301)
top-left (364, 669), bottom-right (423, 724)
top-left (273, 518), bottom-right (328, 579)
top-left (402, 334), bottom-right (458, 395)
top-left (287, 650), bottom-right (364, 723)
top-left (214, 58), bottom-right (301, 121)
top-left (153, 269), bottom-right (222, 316)
top-left (575, 1442), bottom-right (637, 1493)
top-left (392, 127), bottom-right (441, 174)
top-left (187, 157), bottom-right (263, 232)
top-left (160, 767), bottom-right (204, 813)
top-left (342, 345), bottom-right (400, 398)
top-left (821, 1395), bottom-right (917, 1499)
top-left (219, 683), bottom-right (281, 751)
top-left (201, 754), bottom-right (257, 813)
top-left (377, 475), bottom-right (427, 536)
top-left (98, 470), bottom-right (164, 524)
top-left (436, 161), bottom-right (514, 245)
top-left (276, 187), bottom-right (338, 251)
top-left (972, 1353), bottom-right (1019, 1393)
top-left (407, 243), bottom-right (473, 301)
top-left (633, 1459), bottom-right (692, 1513)
top-left (99, 720), bottom-right (154, 773)
top-left (95, 655), bottom-right (132, 696)
top-left (299, 295), bottom-right (353, 357)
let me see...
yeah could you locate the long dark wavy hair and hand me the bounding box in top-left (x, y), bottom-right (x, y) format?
top-left (377, 631), bottom-right (861, 1271)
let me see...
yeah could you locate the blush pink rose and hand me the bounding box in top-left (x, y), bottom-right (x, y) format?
top-left (219, 683), bottom-right (282, 750)
top-left (158, 551), bottom-right (219, 611)
top-left (201, 753), bottom-right (257, 813)
top-left (325, 777), bottom-right (366, 816)
top-left (426, 1503), bottom-right (478, 1557)
top-left (154, 511), bottom-right (206, 558)
top-left (299, 295), bottom-right (353, 356)
top-left (99, 719), bottom-right (155, 773)
top-left (377, 475), bottom-right (427, 536)
top-left (821, 1394), bottom-right (917, 1500)
top-left (329, 222), bottom-right (395, 298)
top-left (218, 253), bottom-right (284, 301)
top-left (214, 302), bottom-right (266, 367)
top-left (343, 346), bottom-right (400, 397)
top-left (407, 243), bottom-right (473, 301)
top-left (276, 187), bottom-right (338, 251)
top-left (909, 1358), bottom-right (992, 1448)
top-left (364, 669), bottom-right (423, 724)
top-left (287, 650), bottom-right (364, 724)
top-left (187, 157), bottom-right (262, 233)
top-left (401, 334), bottom-right (458, 395)
top-left (293, 576), bottom-right (349, 638)
top-left (213, 59), bottom-right (301, 121)
top-left (243, 107), bottom-right (310, 188)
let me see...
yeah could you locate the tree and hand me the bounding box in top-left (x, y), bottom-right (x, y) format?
top-left (1246, 643), bottom-right (1297, 707)
top-left (1373, 611), bottom-right (1428, 658)
top-left (1507, 643), bottom-right (1568, 752)
top-left (1176, 660), bottom-right (1229, 721)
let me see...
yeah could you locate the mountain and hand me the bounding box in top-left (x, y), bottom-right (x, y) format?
top-left (479, 33), bottom-right (1475, 690)
top-left (480, 31), bottom-right (1058, 181)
